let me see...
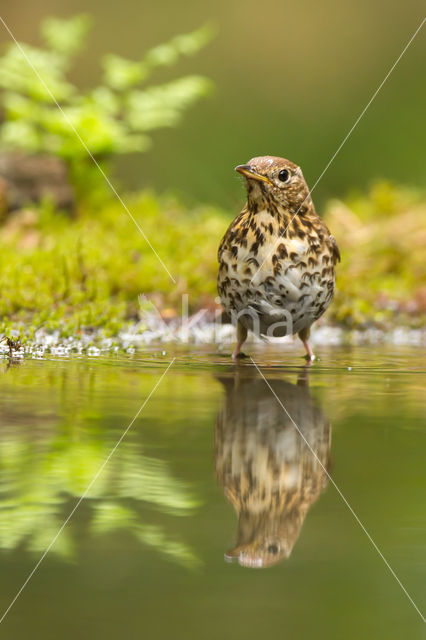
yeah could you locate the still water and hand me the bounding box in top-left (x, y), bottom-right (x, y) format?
top-left (0, 346), bottom-right (424, 638)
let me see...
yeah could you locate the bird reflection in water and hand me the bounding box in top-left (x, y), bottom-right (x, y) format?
top-left (215, 366), bottom-right (330, 568)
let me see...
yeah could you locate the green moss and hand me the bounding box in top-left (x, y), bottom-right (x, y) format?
top-left (0, 191), bottom-right (229, 337)
top-left (0, 181), bottom-right (424, 338)
top-left (324, 181), bottom-right (426, 328)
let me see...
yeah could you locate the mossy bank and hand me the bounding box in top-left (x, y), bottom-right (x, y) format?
top-left (0, 181), bottom-right (424, 348)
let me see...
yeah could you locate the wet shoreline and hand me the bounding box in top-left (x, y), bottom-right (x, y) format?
top-left (1, 320), bottom-right (425, 359)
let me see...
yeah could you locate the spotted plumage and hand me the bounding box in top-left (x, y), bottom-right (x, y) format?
top-left (218, 156), bottom-right (340, 359)
top-left (215, 369), bottom-right (330, 568)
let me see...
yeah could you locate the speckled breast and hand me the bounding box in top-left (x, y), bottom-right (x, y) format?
top-left (217, 209), bottom-right (336, 337)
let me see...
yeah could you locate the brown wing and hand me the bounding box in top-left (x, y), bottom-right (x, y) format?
top-left (329, 234), bottom-right (341, 264)
top-left (218, 206), bottom-right (249, 262)
top-left (314, 215), bottom-right (341, 265)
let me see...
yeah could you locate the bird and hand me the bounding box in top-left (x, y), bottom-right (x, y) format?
top-left (215, 367), bottom-right (330, 568)
top-left (217, 156), bottom-right (340, 360)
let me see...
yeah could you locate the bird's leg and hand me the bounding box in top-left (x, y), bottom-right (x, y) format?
top-left (232, 322), bottom-right (248, 360)
top-left (296, 364), bottom-right (311, 387)
top-left (298, 327), bottom-right (315, 361)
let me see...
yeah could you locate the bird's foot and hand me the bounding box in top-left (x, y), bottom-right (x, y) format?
top-left (302, 340), bottom-right (315, 362)
top-left (303, 353), bottom-right (315, 365)
top-left (232, 351), bottom-right (249, 361)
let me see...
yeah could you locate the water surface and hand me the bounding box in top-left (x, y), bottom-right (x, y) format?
top-left (0, 346), bottom-right (424, 638)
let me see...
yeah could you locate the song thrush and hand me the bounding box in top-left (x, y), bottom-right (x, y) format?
top-left (217, 156), bottom-right (340, 359)
top-left (215, 367), bottom-right (330, 568)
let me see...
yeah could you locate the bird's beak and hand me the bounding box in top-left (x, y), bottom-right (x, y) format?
top-left (235, 164), bottom-right (273, 186)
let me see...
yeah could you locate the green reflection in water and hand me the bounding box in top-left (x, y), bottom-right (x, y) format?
top-left (0, 360), bottom-right (202, 568)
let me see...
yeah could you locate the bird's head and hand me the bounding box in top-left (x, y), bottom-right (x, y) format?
top-left (224, 539), bottom-right (289, 569)
top-left (223, 507), bottom-right (301, 569)
top-left (235, 155), bottom-right (312, 214)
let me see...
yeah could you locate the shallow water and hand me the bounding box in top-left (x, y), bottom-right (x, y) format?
top-left (0, 346), bottom-right (425, 638)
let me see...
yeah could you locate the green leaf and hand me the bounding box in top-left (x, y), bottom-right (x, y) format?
top-left (144, 43), bottom-right (179, 68)
top-left (0, 120), bottom-right (41, 152)
top-left (91, 501), bottom-right (136, 533)
top-left (2, 92), bottom-right (41, 121)
top-left (171, 24), bottom-right (216, 56)
top-left (0, 44), bottom-right (75, 102)
top-left (126, 76), bottom-right (212, 131)
top-left (102, 54), bottom-right (148, 90)
top-left (136, 524), bottom-right (201, 570)
top-left (41, 14), bottom-right (91, 59)
top-left (0, 15), bottom-right (214, 201)
top-left (144, 24), bottom-right (215, 69)
top-left (40, 102), bottom-right (151, 158)
top-left (89, 86), bottom-right (121, 115)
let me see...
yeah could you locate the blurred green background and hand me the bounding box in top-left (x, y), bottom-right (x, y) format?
top-left (0, 2), bottom-right (424, 337)
top-left (2, 0), bottom-right (425, 208)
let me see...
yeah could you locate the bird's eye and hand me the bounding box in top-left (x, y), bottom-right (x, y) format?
top-left (267, 544), bottom-right (279, 555)
top-left (278, 169), bottom-right (289, 183)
